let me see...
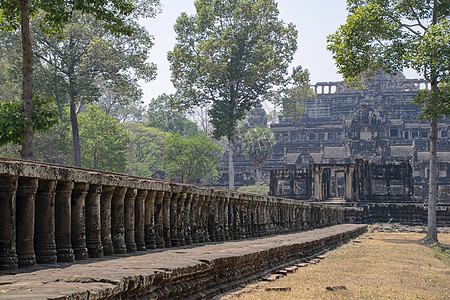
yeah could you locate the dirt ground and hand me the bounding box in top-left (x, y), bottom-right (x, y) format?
top-left (221, 228), bottom-right (450, 300)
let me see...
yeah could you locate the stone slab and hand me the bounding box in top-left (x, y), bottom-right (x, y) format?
top-left (0, 224), bottom-right (366, 299)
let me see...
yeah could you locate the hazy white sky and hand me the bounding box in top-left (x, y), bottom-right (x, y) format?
top-left (138, 0), bottom-right (351, 103)
top-left (138, 0), bottom-right (417, 104)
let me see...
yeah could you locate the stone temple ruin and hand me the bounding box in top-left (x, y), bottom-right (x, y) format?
top-left (218, 72), bottom-right (449, 225)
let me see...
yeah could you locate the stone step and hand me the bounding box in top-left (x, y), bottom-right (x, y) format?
top-left (0, 224), bottom-right (367, 300)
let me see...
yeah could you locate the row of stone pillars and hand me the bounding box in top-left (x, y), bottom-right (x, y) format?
top-left (0, 161), bottom-right (345, 271)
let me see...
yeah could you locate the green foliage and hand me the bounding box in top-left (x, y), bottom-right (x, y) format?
top-left (78, 105), bottom-right (130, 173)
top-left (327, 0), bottom-right (449, 243)
top-left (242, 127), bottom-right (275, 168)
top-left (0, 30), bottom-right (21, 102)
top-left (163, 134), bottom-right (223, 184)
top-left (414, 82), bottom-right (450, 120)
top-left (272, 66), bottom-right (315, 121)
top-left (168, 0), bottom-right (298, 140)
top-left (0, 97), bottom-right (58, 146)
top-left (327, 0), bottom-right (449, 120)
top-left (33, 11), bottom-right (157, 110)
top-left (121, 123), bottom-right (170, 178)
top-left (0, 0), bottom-right (160, 36)
top-left (33, 111), bottom-right (73, 165)
top-left (147, 94), bottom-right (199, 137)
top-left (237, 184), bottom-right (269, 195)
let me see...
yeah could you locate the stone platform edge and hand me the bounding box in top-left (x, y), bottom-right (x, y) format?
top-left (58, 224), bottom-right (367, 300)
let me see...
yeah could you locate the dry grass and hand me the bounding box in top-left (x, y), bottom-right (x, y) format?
top-left (222, 231), bottom-right (450, 300)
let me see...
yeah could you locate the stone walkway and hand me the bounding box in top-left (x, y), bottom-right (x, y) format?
top-left (0, 224), bottom-right (366, 299)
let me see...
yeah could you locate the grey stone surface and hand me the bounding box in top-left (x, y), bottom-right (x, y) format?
top-left (0, 224), bottom-right (366, 300)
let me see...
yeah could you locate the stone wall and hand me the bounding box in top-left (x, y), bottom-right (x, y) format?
top-left (0, 158), bottom-right (346, 271)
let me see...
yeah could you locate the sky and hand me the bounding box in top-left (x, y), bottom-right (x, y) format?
top-left (138, 0), bottom-right (418, 104)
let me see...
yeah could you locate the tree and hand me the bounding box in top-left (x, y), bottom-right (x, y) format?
top-left (97, 89), bottom-right (147, 123)
top-left (121, 122), bottom-right (169, 178)
top-left (273, 66), bottom-right (316, 121)
top-left (0, 97), bottom-right (58, 147)
top-left (78, 105), bottom-right (129, 173)
top-left (0, 0), bottom-right (159, 160)
top-left (32, 9), bottom-right (157, 167)
top-left (327, 0), bottom-right (450, 244)
top-left (0, 30), bottom-right (21, 102)
top-left (242, 127), bottom-right (275, 184)
top-left (163, 134), bottom-right (222, 184)
top-left (237, 184), bottom-right (269, 195)
top-left (168, 0), bottom-right (297, 190)
top-left (147, 94), bottom-right (199, 138)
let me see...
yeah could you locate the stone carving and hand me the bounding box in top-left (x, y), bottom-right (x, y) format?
top-left (0, 158), bottom-right (346, 271)
top-left (219, 72), bottom-right (449, 204)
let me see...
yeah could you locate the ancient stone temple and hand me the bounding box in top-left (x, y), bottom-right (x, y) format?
top-left (219, 72), bottom-right (449, 206)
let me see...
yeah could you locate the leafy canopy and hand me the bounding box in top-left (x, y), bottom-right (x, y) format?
top-left (327, 0), bottom-right (450, 120)
top-left (168, 0), bottom-right (298, 139)
top-left (78, 105), bottom-right (130, 173)
top-left (121, 122), bottom-right (170, 178)
top-left (0, 97), bottom-right (58, 146)
top-left (0, 0), bottom-right (160, 36)
top-left (242, 127), bottom-right (275, 168)
top-left (163, 134), bottom-right (222, 184)
top-left (147, 94), bottom-right (199, 138)
top-left (272, 66), bottom-right (315, 121)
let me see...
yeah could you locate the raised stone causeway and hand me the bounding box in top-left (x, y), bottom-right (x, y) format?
top-left (0, 224), bottom-right (366, 299)
top-left (0, 158), bottom-right (347, 273)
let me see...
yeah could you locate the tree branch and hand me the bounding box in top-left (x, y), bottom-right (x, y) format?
top-left (406, 0), bottom-right (427, 31)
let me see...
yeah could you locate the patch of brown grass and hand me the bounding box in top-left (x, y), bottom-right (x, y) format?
top-left (222, 232), bottom-right (450, 299)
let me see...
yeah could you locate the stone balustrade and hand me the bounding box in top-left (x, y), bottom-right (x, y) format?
top-left (0, 158), bottom-right (345, 271)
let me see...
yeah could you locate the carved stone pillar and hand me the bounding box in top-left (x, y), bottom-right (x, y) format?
top-left (190, 194), bottom-right (199, 243)
top-left (269, 201), bottom-right (275, 234)
top-left (223, 197), bottom-right (231, 241)
top-left (260, 201), bottom-right (267, 236)
top-left (232, 198), bottom-right (241, 240)
top-left (124, 188), bottom-right (137, 253)
top-left (16, 177), bottom-right (38, 267)
top-left (144, 190), bottom-right (156, 249)
top-left (111, 187), bottom-right (127, 254)
top-left (201, 195), bottom-right (211, 242)
top-left (197, 195), bottom-right (206, 243)
top-left (176, 193), bottom-right (186, 246)
top-left (247, 198), bottom-right (255, 238)
top-left (239, 197), bottom-right (247, 239)
top-left (163, 191), bottom-right (172, 248)
top-left (35, 179), bottom-right (57, 264)
top-left (255, 199), bottom-right (262, 237)
top-left (100, 186), bottom-right (115, 256)
top-left (55, 181), bottom-right (75, 262)
top-left (314, 167), bottom-right (321, 201)
top-left (207, 195), bottom-right (215, 242)
top-left (345, 168), bottom-right (353, 201)
top-left (170, 192), bottom-right (179, 247)
top-left (0, 175), bottom-right (18, 270)
top-left (154, 191), bottom-right (165, 248)
top-left (85, 184), bottom-right (103, 258)
top-left (135, 189), bottom-right (147, 251)
top-left (71, 182), bottom-right (89, 260)
top-left (183, 194), bottom-right (193, 245)
top-left (216, 196), bottom-right (225, 241)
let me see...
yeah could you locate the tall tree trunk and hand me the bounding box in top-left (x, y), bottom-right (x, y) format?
top-left (423, 0), bottom-right (439, 244)
top-left (256, 166), bottom-right (261, 185)
top-left (228, 136), bottom-right (235, 190)
top-left (425, 117), bottom-right (438, 243)
top-left (20, 2), bottom-right (34, 160)
top-left (70, 92), bottom-right (81, 167)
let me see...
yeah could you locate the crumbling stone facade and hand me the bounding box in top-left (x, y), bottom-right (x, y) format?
top-left (220, 73), bottom-right (449, 205)
top-left (0, 158), bottom-right (346, 271)
top-left (269, 160), bottom-right (449, 226)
